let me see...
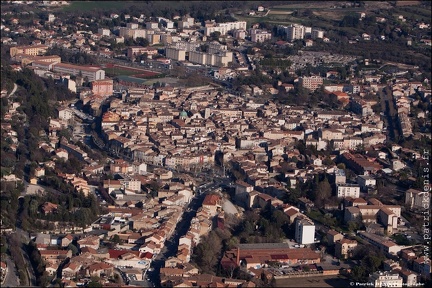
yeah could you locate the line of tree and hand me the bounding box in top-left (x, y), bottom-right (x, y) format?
top-left (26, 240), bottom-right (51, 287)
top-left (45, 46), bottom-right (98, 65)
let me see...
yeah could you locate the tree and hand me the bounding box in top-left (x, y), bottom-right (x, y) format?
top-left (67, 243), bottom-right (79, 255)
top-left (313, 177), bottom-right (332, 206)
top-left (210, 31), bottom-right (221, 41)
top-left (111, 234), bottom-right (122, 244)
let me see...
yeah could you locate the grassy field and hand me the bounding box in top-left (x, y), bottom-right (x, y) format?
top-left (62, 1), bottom-right (135, 12)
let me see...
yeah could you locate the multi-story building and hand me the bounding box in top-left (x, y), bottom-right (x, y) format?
top-left (357, 175), bottom-right (377, 191)
top-left (10, 44), bottom-right (49, 57)
top-left (203, 21), bottom-right (247, 36)
top-left (405, 188), bottom-right (426, 209)
top-left (58, 107), bottom-right (74, 120)
top-left (281, 24), bottom-right (305, 41)
top-left (188, 50), bottom-right (233, 67)
top-left (334, 168), bottom-right (346, 184)
top-left (249, 29), bottom-right (272, 43)
top-left (294, 216), bottom-right (315, 245)
top-left (368, 272), bottom-right (403, 288)
top-left (233, 29), bottom-right (246, 40)
top-left (127, 46), bottom-right (158, 59)
top-left (165, 47), bottom-right (186, 61)
top-left (335, 238), bottom-right (358, 259)
top-left (119, 27), bottom-right (147, 39)
top-left (52, 63), bottom-right (105, 81)
top-left (299, 76), bottom-right (323, 91)
top-left (337, 184), bottom-right (361, 198)
top-left (311, 28), bottom-right (324, 39)
top-left (91, 79), bottom-right (113, 97)
top-left (98, 28), bottom-right (111, 36)
top-left (19, 55), bottom-right (61, 66)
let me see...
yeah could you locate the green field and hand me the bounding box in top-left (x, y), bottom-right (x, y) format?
top-left (62, 1), bottom-right (200, 12)
top-left (62, 1), bottom-right (139, 12)
top-left (103, 67), bottom-right (139, 77)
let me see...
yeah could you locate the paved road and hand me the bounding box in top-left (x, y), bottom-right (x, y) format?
top-left (2, 256), bottom-right (20, 287)
top-left (8, 83), bottom-right (17, 98)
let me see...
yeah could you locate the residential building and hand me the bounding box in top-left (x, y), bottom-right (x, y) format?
top-left (294, 215), bottom-right (315, 245)
top-left (91, 79), bottom-right (113, 97)
top-left (10, 44), bottom-right (49, 57)
top-left (405, 189), bottom-right (425, 209)
top-left (202, 194), bottom-right (221, 216)
top-left (334, 168), bottom-right (346, 184)
top-left (337, 184), bottom-right (360, 198)
top-left (326, 230), bottom-right (343, 245)
top-left (127, 46), bottom-right (158, 59)
top-left (335, 238), bottom-right (358, 259)
top-left (203, 21), bottom-right (247, 36)
top-left (299, 76), bottom-right (323, 91)
top-left (249, 29), bottom-right (272, 43)
top-left (280, 24), bottom-right (305, 41)
top-left (368, 271), bottom-right (403, 288)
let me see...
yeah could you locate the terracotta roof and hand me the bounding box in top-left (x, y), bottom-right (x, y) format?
top-left (202, 194), bottom-right (220, 206)
top-left (108, 249), bottom-right (140, 259)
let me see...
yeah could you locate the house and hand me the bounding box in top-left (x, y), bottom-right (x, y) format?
top-left (202, 194), bottom-right (222, 216)
top-left (335, 238), bottom-right (358, 259)
top-left (40, 250), bottom-right (72, 264)
top-left (40, 202), bottom-right (58, 215)
top-left (62, 262), bottom-right (82, 279)
top-left (61, 234), bottom-right (74, 248)
top-left (326, 230), bottom-right (343, 245)
top-left (77, 235), bottom-right (100, 250)
top-left (86, 262), bottom-right (114, 278)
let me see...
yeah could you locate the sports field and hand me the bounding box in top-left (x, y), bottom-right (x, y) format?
top-left (103, 64), bottom-right (161, 78)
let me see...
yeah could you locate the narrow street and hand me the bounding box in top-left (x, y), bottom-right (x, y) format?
top-left (147, 192), bottom-right (207, 286)
top-left (381, 86), bottom-right (400, 142)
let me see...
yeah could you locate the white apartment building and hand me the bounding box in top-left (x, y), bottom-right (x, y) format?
top-left (165, 47), bottom-right (186, 61)
top-left (168, 42), bottom-right (200, 52)
top-left (188, 51), bottom-right (233, 67)
top-left (52, 63), bottom-right (105, 81)
top-left (98, 28), bottom-right (111, 36)
top-left (281, 24), bottom-right (305, 41)
top-left (204, 21), bottom-right (247, 36)
top-left (337, 184), bottom-right (360, 198)
top-left (58, 107), bottom-right (74, 120)
top-left (119, 27), bottom-right (147, 39)
top-left (295, 216), bottom-right (315, 245)
top-left (405, 189), bottom-right (425, 209)
top-left (311, 28), bottom-right (324, 39)
top-left (249, 29), bottom-right (272, 43)
top-left (357, 175), bottom-right (376, 191)
top-left (334, 168), bottom-right (346, 184)
top-left (368, 272), bottom-right (403, 288)
top-left (233, 29), bottom-right (246, 39)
